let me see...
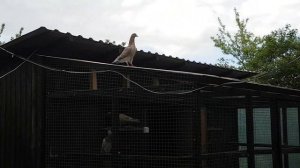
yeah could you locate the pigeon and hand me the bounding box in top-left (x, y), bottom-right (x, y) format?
top-left (112, 33), bottom-right (138, 66)
top-left (119, 113), bottom-right (140, 124)
top-left (101, 129), bottom-right (112, 154)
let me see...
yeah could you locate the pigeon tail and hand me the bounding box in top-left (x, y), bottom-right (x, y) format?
top-left (112, 58), bottom-right (118, 64)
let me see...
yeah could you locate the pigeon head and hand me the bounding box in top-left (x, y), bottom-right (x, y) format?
top-left (131, 33), bottom-right (138, 38)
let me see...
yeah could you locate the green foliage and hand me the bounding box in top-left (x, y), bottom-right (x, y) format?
top-left (211, 9), bottom-right (300, 89)
top-left (0, 23), bottom-right (24, 45)
top-left (211, 8), bottom-right (262, 69)
top-left (248, 25), bottom-right (300, 88)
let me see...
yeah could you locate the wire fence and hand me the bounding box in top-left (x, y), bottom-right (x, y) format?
top-left (39, 56), bottom-right (300, 168)
top-left (1, 50), bottom-right (300, 168)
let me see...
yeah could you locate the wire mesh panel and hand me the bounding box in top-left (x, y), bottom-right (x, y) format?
top-left (255, 154), bottom-right (273, 168)
top-left (286, 108), bottom-right (299, 146)
top-left (44, 58), bottom-right (196, 168)
top-left (200, 98), bottom-right (246, 168)
top-left (280, 105), bottom-right (300, 168)
top-left (40, 57), bottom-right (300, 168)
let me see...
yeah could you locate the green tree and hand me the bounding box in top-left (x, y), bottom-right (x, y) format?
top-left (0, 23), bottom-right (24, 45)
top-left (211, 9), bottom-right (300, 89)
top-left (211, 8), bottom-right (262, 69)
top-left (248, 25), bottom-right (300, 88)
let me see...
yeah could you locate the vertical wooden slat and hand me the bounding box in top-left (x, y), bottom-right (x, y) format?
top-left (89, 70), bottom-right (98, 90)
top-left (282, 107), bottom-right (289, 168)
top-left (0, 75), bottom-right (6, 168)
top-left (11, 68), bottom-right (16, 168)
top-left (31, 65), bottom-right (37, 168)
top-left (282, 107), bottom-right (288, 146)
top-left (5, 74), bottom-right (11, 168)
top-left (36, 65), bottom-right (45, 168)
top-left (200, 107), bottom-right (207, 168)
top-left (271, 100), bottom-right (282, 168)
top-left (122, 74), bottom-right (130, 88)
top-left (15, 65), bottom-right (21, 168)
top-left (26, 63), bottom-right (32, 167)
top-left (20, 63), bottom-right (27, 167)
top-left (192, 97), bottom-right (200, 168)
top-left (200, 107), bottom-right (207, 152)
top-left (246, 95), bottom-right (255, 168)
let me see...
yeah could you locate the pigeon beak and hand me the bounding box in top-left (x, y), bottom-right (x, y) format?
top-left (136, 35), bottom-right (139, 37)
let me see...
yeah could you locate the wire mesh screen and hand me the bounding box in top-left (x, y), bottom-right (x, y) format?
top-left (199, 98), bottom-right (246, 168)
top-left (41, 57), bottom-right (300, 168)
top-left (44, 58), bottom-right (197, 168)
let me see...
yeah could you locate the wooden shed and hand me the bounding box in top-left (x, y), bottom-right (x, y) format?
top-left (0, 27), bottom-right (300, 168)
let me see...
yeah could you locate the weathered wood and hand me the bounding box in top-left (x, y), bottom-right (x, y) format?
top-left (200, 106), bottom-right (207, 168)
top-left (15, 65), bottom-right (21, 168)
top-left (246, 95), bottom-right (255, 168)
top-left (6, 74), bottom-right (12, 168)
top-left (36, 65), bottom-right (45, 168)
top-left (192, 97), bottom-right (201, 168)
top-left (20, 63), bottom-right (27, 167)
top-left (90, 70), bottom-right (98, 90)
top-left (271, 100), bottom-right (282, 168)
top-left (122, 74), bottom-right (130, 88)
top-left (26, 63), bottom-right (33, 167)
top-left (281, 107), bottom-right (289, 168)
top-left (31, 64), bottom-right (37, 167)
top-left (0, 72), bottom-right (5, 168)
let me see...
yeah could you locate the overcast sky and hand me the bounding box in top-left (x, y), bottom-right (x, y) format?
top-left (1, 0), bottom-right (300, 64)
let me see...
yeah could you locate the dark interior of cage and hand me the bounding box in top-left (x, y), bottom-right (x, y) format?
top-left (44, 63), bottom-right (197, 167)
top-left (43, 61), bottom-right (268, 167)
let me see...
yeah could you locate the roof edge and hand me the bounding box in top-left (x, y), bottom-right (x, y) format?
top-left (1, 27), bottom-right (49, 48)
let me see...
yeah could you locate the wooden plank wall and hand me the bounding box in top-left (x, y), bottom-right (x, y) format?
top-left (0, 62), bottom-right (45, 168)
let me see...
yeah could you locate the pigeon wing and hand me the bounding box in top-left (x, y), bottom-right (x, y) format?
top-left (113, 46), bottom-right (133, 63)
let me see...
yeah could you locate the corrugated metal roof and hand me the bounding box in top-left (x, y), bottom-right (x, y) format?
top-left (2, 27), bottom-right (256, 79)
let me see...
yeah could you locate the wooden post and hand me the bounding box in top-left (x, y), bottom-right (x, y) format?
top-left (122, 74), bottom-right (130, 88)
top-left (89, 70), bottom-right (98, 90)
top-left (271, 99), bottom-right (282, 168)
top-left (193, 96), bottom-right (202, 168)
top-left (200, 106), bottom-right (207, 168)
top-left (246, 95), bottom-right (255, 168)
top-left (282, 107), bottom-right (289, 168)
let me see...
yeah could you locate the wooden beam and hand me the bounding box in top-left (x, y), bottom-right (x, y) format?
top-left (271, 100), bottom-right (283, 168)
top-left (122, 74), bottom-right (130, 88)
top-left (282, 107), bottom-right (289, 168)
top-left (200, 106), bottom-right (208, 168)
top-left (89, 70), bottom-right (97, 90)
top-left (246, 95), bottom-right (255, 168)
